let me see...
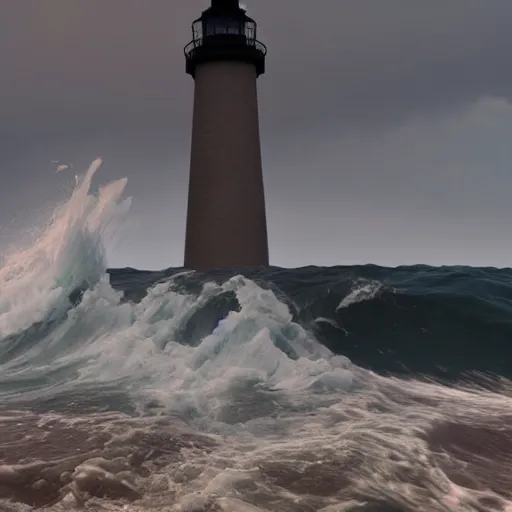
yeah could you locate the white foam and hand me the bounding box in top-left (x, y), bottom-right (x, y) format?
top-left (53, 274), bottom-right (354, 426)
top-left (0, 158), bottom-right (131, 340)
top-left (336, 278), bottom-right (383, 309)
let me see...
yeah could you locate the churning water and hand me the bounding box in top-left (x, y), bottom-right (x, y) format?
top-left (1, 161), bottom-right (511, 511)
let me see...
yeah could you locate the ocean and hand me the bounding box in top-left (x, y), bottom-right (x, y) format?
top-left (0, 160), bottom-right (511, 511)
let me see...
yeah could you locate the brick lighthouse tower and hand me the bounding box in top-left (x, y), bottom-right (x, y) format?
top-left (183, 0), bottom-right (269, 270)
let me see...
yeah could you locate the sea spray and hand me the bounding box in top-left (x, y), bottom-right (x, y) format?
top-left (0, 159), bottom-right (131, 340)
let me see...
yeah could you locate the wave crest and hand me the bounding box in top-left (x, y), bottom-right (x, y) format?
top-left (0, 159), bottom-right (131, 339)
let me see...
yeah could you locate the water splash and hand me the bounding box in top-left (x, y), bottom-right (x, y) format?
top-left (0, 159), bottom-right (131, 338)
top-left (337, 278), bottom-right (383, 309)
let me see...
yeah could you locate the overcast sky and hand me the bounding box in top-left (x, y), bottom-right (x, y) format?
top-left (2, 0), bottom-right (512, 270)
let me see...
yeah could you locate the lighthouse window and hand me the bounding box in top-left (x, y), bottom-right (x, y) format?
top-left (228, 23), bottom-right (244, 35)
top-left (192, 23), bottom-right (203, 40)
top-left (245, 23), bottom-right (256, 40)
top-left (204, 17), bottom-right (245, 36)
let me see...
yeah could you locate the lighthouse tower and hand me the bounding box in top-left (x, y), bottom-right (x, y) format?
top-left (183, 0), bottom-right (269, 270)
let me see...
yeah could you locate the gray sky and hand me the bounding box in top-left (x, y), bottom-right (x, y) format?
top-left (2, 0), bottom-right (512, 269)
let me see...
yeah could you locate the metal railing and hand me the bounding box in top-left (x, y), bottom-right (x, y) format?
top-left (184, 35), bottom-right (267, 59)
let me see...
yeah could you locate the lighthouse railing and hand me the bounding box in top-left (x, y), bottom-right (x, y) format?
top-left (184, 35), bottom-right (267, 59)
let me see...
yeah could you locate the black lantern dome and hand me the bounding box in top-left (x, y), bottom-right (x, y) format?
top-left (184, 0), bottom-right (267, 77)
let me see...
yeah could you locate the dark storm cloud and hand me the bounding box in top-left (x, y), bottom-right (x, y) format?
top-left (257, 0), bottom-right (512, 135)
top-left (2, 0), bottom-right (512, 268)
top-left (2, 1), bottom-right (512, 138)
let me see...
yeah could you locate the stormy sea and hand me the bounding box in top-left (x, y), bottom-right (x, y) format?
top-left (1, 160), bottom-right (511, 512)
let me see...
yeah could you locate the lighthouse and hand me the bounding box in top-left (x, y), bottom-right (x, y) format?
top-left (183, 0), bottom-right (269, 270)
